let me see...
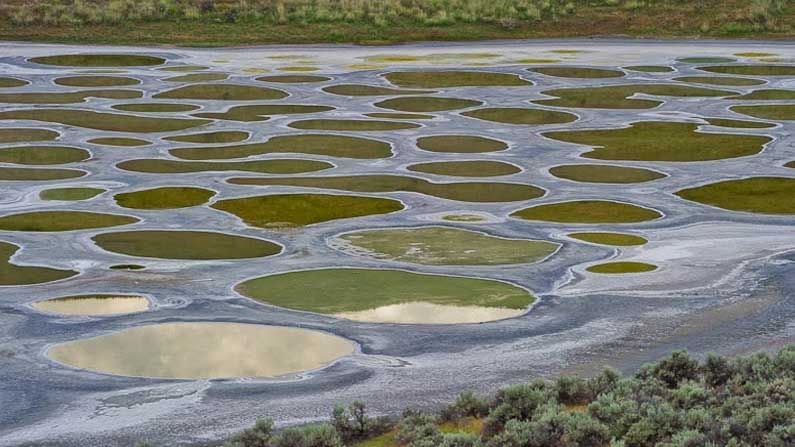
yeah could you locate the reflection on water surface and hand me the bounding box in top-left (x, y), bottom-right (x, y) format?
top-left (48, 322), bottom-right (354, 379)
top-left (334, 302), bottom-right (524, 324)
top-left (33, 295), bottom-right (149, 316)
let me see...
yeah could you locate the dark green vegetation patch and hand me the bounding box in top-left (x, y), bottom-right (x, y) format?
top-left (512, 200), bottom-right (662, 224)
top-left (193, 104), bottom-right (335, 121)
top-left (288, 119), bottom-right (420, 131)
top-left (675, 177), bottom-right (795, 214)
top-left (0, 128), bottom-right (58, 143)
top-left (732, 104), bottom-right (795, 120)
top-left (163, 73), bottom-right (229, 82)
top-left (29, 54), bottom-right (166, 67)
top-left (704, 118), bottom-right (775, 129)
top-left (673, 76), bottom-right (765, 86)
top-left (112, 103), bottom-right (200, 113)
top-left (384, 71), bottom-right (531, 88)
top-left (569, 232), bottom-right (648, 246)
top-left (698, 65), bottom-right (795, 75)
top-left (117, 158), bottom-right (331, 174)
top-left (236, 268), bottom-right (534, 314)
top-left (171, 134), bottom-right (391, 160)
top-left (0, 167), bottom-right (85, 181)
top-left (733, 89), bottom-right (795, 100)
top-left (40, 187), bottom-right (104, 201)
top-left (212, 193), bottom-right (404, 228)
top-left (375, 96), bottom-right (482, 112)
top-left (153, 84), bottom-right (288, 100)
top-left (88, 137), bottom-right (151, 146)
top-left (544, 122), bottom-right (771, 162)
top-left (529, 67), bottom-right (624, 78)
top-left (257, 75), bottom-right (331, 83)
top-left (114, 187), bottom-right (216, 210)
top-left (587, 261), bottom-right (658, 274)
top-left (416, 135), bottom-right (507, 153)
top-left (623, 65), bottom-right (674, 73)
top-left (365, 112), bottom-right (435, 120)
top-left (164, 131), bottom-right (249, 144)
top-left (0, 241), bottom-right (77, 285)
top-left (407, 160), bottom-right (520, 177)
top-left (93, 230), bottom-right (281, 260)
top-left (461, 107), bottom-right (576, 125)
top-left (0, 77), bottom-right (29, 87)
top-left (0, 89), bottom-right (141, 104)
top-left (0, 211), bottom-right (138, 231)
top-left (549, 164), bottom-right (666, 183)
top-left (0, 146), bottom-right (89, 165)
top-left (323, 84), bottom-right (433, 96)
top-left (228, 175), bottom-right (545, 203)
top-left (535, 84), bottom-right (735, 109)
top-left (53, 76), bottom-right (141, 87)
top-left (0, 109), bottom-right (209, 132)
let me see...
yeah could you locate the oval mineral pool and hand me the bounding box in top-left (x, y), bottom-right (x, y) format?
top-left (257, 75), bottom-right (331, 83)
top-left (33, 294), bottom-right (150, 316)
top-left (93, 230), bottom-right (282, 260)
top-left (163, 73), bottom-right (228, 82)
top-left (529, 67), bottom-right (624, 78)
top-left (40, 187), bottom-right (105, 201)
top-left (0, 77), bottom-right (29, 88)
top-left (333, 302), bottom-right (525, 325)
top-left (53, 76), bottom-right (141, 87)
top-left (47, 322), bottom-right (354, 379)
top-left (0, 211), bottom-right (138, 232)
top-left (237, 268), bottom-right (535, 324)
top-left (331, 227), bottom-right (557, 265)
top-left (88, 137), bottom-right (152, 147)
top-left (675, 177), bottom-right (795, 214)
top-left (383, 71), bottom-right (531, 88)
top-left (29, 54), bottom-right (166, 67)
top-left (586, 261), bottom-right (658, 274)
top-left (0, 241), bottom-right (77, 285)
top-left (112, 103), bottom-right (200, 113)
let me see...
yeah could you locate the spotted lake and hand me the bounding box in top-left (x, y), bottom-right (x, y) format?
top-left (1, 39), bottom-right (794, 447)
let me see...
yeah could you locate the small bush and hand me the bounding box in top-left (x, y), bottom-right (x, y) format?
top-left (556, 375), bottom-right (592, 404)
top-left (565, 412), bottom-right (611, 446)
top-left (439, 432), bottom-right (483, 447)
top-left (441, 391), bottom-right (491, 421)
top-left (483, 381), bottom-right (555, 436)
top-left (331, 400), bottom-right (390, 444)
top-left (396, 410), bottom-right (441, 447)
top-left (639, 350), bottom-right (700, 388)
top-left (231, 419), bottom-right (274, 447)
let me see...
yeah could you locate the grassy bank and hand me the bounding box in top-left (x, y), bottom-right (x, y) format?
top-left (0, 0), bottom-right (791, 46)
top-left (143, 345), bottom-right (795, 447)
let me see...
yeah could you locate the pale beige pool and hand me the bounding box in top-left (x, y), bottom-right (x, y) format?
top-left (333, 302), bottom-right (525, 324)
top-left (33, 295), bottom-right (150, 316)
top-left (48, 322), bottom-right (355, 379)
